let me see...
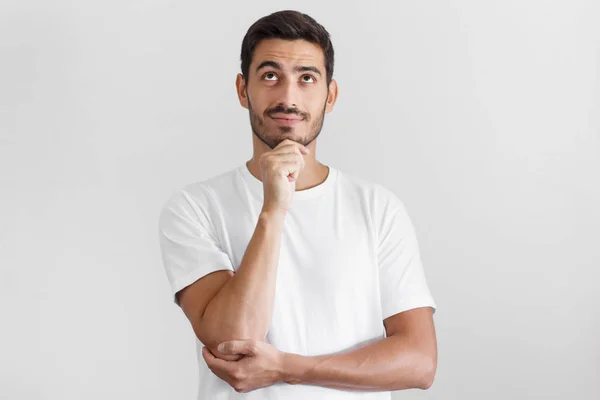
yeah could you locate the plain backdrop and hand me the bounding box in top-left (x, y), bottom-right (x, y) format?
top-left (1, 1), bottom-right (599, 399)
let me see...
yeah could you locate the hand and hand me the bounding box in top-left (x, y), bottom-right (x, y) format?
top-left (259, 139), bottom-right (310, 215)
top-left (202, 339), bottom-right (285, 393)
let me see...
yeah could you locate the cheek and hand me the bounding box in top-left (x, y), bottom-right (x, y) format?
top-left (308, 101), bottom-right (326, 116)
top-left (304, 90), bottom-right (327, 109)
top-left (248, 93), bottom-right (269, 113)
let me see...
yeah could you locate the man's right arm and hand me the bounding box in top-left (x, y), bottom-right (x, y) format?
top-left (177, 210), bottom-right (285, 361)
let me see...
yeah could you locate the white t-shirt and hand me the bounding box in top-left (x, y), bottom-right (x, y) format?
top-left (158, 163), bottom-right (437, 399)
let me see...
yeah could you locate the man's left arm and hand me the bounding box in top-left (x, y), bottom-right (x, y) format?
top-left (283, 306), bottom-right (437, 391)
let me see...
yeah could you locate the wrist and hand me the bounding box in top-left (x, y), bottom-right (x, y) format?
top-left (259, 208), bottom-right (286, 222)
top-left (280, 352), bottom-right (316, 385)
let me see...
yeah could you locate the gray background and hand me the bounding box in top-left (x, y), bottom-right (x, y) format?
top-left (1, 0), bottom-right (599, 399)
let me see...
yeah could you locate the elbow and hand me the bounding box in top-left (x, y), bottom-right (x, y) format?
top-left (418, 355), bottom-right (437, 390)
top-left (200, 329), bottom-right (254, 362)
top-left (201, 307), bottom-right (269, 344)
top-left (198, 322), bottom-right (267, 361)
top-left (390, 352), bottom-right (437, 391)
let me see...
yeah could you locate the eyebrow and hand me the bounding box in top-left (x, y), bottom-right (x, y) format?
top-left (255, 60), bottom-right (322, 77)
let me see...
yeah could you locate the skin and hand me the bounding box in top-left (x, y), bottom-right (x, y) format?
top-left (203, 307), bottom-right (437, 393)
top-left (201, 38), bottom-right (438, 393)
top-left (235, 38), bottom-right (338, 192)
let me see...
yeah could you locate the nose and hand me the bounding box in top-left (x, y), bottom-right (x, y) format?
top-left (276, 77), bottom-right (300, 110)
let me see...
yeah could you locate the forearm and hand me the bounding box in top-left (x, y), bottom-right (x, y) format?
top-left (282, 334), bottom-right (436, 391)
top-left (202, 210), bottom-right (284, 342)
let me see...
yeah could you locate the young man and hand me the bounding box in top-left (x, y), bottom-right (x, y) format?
top-left (158, 9), bottom-right (438, 399)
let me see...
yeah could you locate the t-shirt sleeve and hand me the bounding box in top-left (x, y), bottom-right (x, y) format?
top-left (377, 188), bottom-right (437, 320)
top-left (158, 188), bottom-right (234, 307)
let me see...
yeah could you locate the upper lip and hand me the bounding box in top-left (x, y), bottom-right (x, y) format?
top-left (270, 114), bottom-right (303, 120)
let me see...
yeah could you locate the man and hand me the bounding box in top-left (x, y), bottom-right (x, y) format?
top-left (158, 9), bottom-right (438, 399)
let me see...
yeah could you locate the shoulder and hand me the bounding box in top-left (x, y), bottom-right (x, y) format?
top-left (335, 168), bottom-right (406, 211)
top-left (160, 166), bottom-right (240, 218)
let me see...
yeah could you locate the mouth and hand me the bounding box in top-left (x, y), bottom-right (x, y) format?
top-left (269, 115), bottom-right (304, 125)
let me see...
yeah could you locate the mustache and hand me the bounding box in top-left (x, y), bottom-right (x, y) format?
top-left (266, 105), bottom-right (309, 119)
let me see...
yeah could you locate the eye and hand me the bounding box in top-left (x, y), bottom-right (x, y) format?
top-left (301, 74), bottom-right (315, 83)
top-left (262, 72), bottom-right (278, 81)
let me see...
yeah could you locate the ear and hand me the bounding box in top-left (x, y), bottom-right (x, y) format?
top-left (325, 79), bottom-right (338, 113)
top-left (236, 73), bottom-right (249, 110)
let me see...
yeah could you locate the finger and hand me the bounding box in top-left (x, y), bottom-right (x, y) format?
top-left (218, 339), bottom-right (256, 356)
top-left (272, 154), bottom-right (304, 167)
top-left (202, 346), bottom-right (216, 363)
top-left (291, 144), bottom-right (309, 155)
top-left (203, 357), bottom-right (237, 388)
top-left (271, 146), bottom-right (302, 157)
top-left (202, 347), bottom-right (223, 366)
top-left (277, 161), bottom-right (302, 181)
top-left (274, 141), bottom-right (309, 155)
top-left (275, 138), bottom-right (302, 148)
top-left (202, 347), bottom-right (236, 372)
top-left (276, 153), bottom-right (306, 171)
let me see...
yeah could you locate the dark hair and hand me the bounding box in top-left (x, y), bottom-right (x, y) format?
top-left (240, 10), bottom-right (335, 86)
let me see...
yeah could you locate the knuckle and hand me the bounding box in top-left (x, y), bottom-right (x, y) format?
top-left (232, 369), bottom-right (246, 381)
top-left (248, 340), bottom-right (258, 352)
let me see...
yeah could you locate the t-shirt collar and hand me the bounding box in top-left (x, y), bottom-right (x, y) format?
top-left (237, 162), bottom-right (338, 201)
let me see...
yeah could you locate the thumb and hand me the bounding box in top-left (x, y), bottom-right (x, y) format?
top-left (217, 340), bottom-right (255, 355)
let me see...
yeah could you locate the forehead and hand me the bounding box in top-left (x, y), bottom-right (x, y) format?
top-left (252, 38), bottom-right (325, 69)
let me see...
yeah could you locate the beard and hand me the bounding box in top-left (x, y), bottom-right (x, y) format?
top-left (247, 92), bottom-right (328, 150)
